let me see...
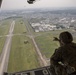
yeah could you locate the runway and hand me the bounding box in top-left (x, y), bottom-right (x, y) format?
top-left (0, 21), bottom-right (15, 75)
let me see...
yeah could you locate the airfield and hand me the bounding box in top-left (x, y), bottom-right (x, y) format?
top-left (0, 18), bottom-right (76, 75)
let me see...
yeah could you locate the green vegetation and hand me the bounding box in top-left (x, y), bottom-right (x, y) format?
top-left (35, 29), bottom-right (76, 58)
top-left (14, 19), bottom-right (27, 34)
top-left (0, 19), bottom-right (12, 54)
top-left (0, 37), bottom-right (6, 54)
top-left (0, 19), bottom-right (11, 35)
top-left (8, 35), bottom-right (40, 72)
top-left (35, 31), bottom-right (59, 58)
top-left (8, 19), bottom-right (40, 72)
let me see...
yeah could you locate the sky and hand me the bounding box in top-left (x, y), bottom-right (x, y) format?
top-left (1, 0), bottom-right (76, 10)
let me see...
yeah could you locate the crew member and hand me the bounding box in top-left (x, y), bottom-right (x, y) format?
top-left (50, 31), bottom-right (76, 75)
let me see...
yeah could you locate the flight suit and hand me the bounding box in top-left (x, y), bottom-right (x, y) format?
top-left (50, 42), bottom-right (76, 75)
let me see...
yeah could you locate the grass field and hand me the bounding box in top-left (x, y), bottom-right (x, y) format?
top-left (8, 19), bottom-right (40, 72)
top-left (35, 29), bottom-right (76, 58)
top-left (35, 31), bottom-right (59, 58)
top-left (0, 19), bottom-right (12, 35)
top-left (8, 35), bottom-right (40, 73)
top-left (14, 19), bottom-right (27, 34)
top-left (0, 37), bottom-right (6, 54)
top-left (0, 19), bottom-right (12, 54)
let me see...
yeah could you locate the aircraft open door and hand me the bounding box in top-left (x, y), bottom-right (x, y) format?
top-left (0, 0), bottom-right (2, 7)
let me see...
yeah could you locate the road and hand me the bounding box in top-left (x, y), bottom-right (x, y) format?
top-left (0, 21), bottom-right (15, 75)
top-left (24, 19), bottom-right (48, 67)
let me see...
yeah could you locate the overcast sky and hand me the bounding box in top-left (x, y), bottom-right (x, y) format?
top-left (1, 0), bottom-right (76, 10)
